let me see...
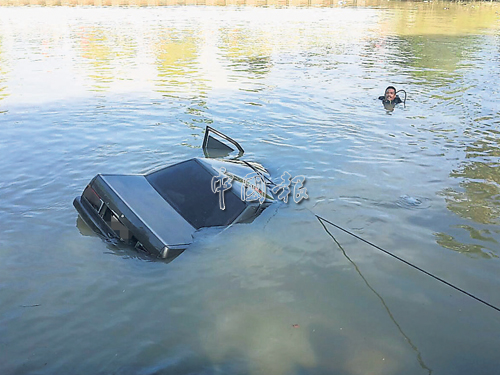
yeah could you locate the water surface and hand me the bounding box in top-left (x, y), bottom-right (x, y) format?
top-left (1, 3), bottom-right (500, 374)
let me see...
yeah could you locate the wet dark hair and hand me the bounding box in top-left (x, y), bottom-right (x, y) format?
top-left (385, 86), bottom-right (396, 93)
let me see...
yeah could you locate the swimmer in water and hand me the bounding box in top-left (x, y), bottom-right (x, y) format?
top-left (379, 86), bottom-right (403, 111)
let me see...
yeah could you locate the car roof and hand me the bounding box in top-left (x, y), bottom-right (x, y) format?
top-left (145, 158), bottom-right (247, 229)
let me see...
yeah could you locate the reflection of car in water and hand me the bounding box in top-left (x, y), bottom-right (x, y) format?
top-left (73, 127), bottom-right (274, 261)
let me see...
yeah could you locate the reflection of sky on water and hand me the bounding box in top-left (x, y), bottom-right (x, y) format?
top-left (0, 7), bottom-right (378, 99)
top-left (0, 35), bottom-right (8, 101)
top-left (74, 26), bottom-right (139, 91)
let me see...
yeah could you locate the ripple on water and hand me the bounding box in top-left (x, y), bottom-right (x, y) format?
top-left (396, 194), bottom-right (432, 210)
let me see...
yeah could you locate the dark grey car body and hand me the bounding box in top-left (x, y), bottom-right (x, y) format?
top-left (74, 130), bottom-right (273, 260)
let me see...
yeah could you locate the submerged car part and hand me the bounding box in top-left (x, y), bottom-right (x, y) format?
top-left (74, 128), bottom-right (274, 260)
top-left (202, 126), bottom-right (245, 159)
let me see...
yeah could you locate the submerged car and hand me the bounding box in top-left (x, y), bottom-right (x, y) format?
top-left (73, 127), bottom-right (274, 260)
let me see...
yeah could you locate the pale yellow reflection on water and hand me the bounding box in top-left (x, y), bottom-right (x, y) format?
top-left (0, 2), bottom-right (500, 375)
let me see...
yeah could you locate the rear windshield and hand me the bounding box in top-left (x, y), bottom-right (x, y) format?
top-left (146, 159), bottom-right (246, 229)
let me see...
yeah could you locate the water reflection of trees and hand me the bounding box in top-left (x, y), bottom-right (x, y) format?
top-left (217, 27), bottom-right (272, 91)
top-left (391, 1), bottom-right (498, 36)
top-left (363, 33), bottom-right (479, 93)
top-left (434, 230), bottom-right (498, 260)
top-left (362, 0), bottom-right (497, 89)
top-left (153, 28), bottom-right (213, 133)
top-left (435, 129), bottom-right (500, 259)
top-left (399, 36), bottom-right (475, 84)
top-left (74, 27), bottom-right (137, 91)
top-left (154, 29), bottom-right (203, 97)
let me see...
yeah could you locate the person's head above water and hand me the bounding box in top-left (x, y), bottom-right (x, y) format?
top-left (384, 86), bottom-right (397, 102)
top-left (378, 86), bottom-right (403, 109)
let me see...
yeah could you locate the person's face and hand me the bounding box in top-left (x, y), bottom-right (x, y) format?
top-left (385, 88), bottom-right (396, 101)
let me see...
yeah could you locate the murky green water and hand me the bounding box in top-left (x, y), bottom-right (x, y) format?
top-left (1, 2), bottom-right (500, 374)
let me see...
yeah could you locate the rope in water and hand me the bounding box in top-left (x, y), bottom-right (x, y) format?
top-left (315, 214), bottom-right (500, 314)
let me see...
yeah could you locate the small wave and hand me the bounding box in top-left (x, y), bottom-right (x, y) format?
top-left (396, 195), bottom-right (431, 210)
